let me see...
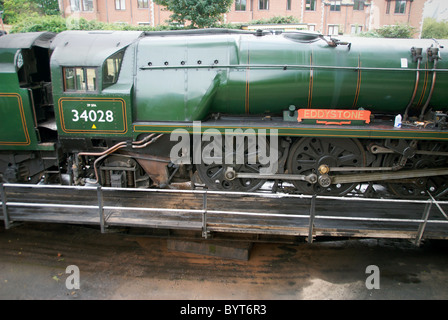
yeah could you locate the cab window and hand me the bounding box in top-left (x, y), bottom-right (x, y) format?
top-left (64, 67), bottom-right (97, 92)
top-left (103, 51), bottom-right (125, 89)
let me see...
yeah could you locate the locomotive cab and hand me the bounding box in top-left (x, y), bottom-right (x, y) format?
top-left (49, 31), bottom-right (144, 151)
top-left (0, 32), bottom-right (58, 183)
top-left (18, 35), bottom-right (56, 143)
top-left (0, 32), bottom-right (57, 145)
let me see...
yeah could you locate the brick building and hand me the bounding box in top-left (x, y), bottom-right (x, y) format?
top-left (58, 0), bottom-right (172, 26)
top-left (58, 0), bottom-right (428, 37)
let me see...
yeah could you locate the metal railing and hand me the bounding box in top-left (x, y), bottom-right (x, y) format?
top-left (1, 183), bottom-right (448, 246)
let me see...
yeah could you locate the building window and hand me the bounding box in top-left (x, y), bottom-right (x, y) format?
top-left (306, 0), bottom-right (316, 11)
top-left (330, 1), bottom-right (341, 12)
top-left (259, 0), bottom-right (269, 10)
top-left (70, 0), bottom-right (80, 11)
top-left (82, 0), bottom-right (93, 11)
top-left (137, 0), bottom-right (148, 8)
top-left (308, 24), bottom-right (316, 31)
top-left (395, 0), bottom-right (406, 14)
top-left (386, 0), bottom-right (391, 14)
top-left (328, 25), bottom-right (339, 35)
top-left (70, 0), bottom-right (93, 12)
top-left (235, 0), bottom-right (246, 11)
top-left (63, 67), bottom-right (97, 92)
top-left (115, 0), bottom-right (126, 10)
top-left (351, 25), bottom-right (363, 34)
top-left (286, 0), bottom-right (291, 10)
top-left (353, 0), bottom-right (364, 11)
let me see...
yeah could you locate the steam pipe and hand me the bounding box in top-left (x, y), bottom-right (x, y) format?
top-left (132, 134), bottom-right (163, 149)
top-left (403, 57), bottom-right (421, 122)
top-left (419, 58), bottom-right (438, 121)
top-left (77, 133), bottom-right (162, 184)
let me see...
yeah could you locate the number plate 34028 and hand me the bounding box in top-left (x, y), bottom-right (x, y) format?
top-left (58, 98), bottom-right (127, 134)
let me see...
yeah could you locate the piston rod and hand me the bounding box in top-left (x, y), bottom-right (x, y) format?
top-left (228, 167), bottom-right (448, 187)
top-left (227, 168), bottom-right (317, 184)
top-left (331, 167), bottom-right (448, 185)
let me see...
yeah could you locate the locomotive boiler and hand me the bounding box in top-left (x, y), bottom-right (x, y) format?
top-left (1, 29), bottom-right (448, 198)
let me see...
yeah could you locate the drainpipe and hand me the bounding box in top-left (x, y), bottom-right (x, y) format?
top-left (95, 0), bottom-right (99, 20)
top-left (60, 0), bottom-right (66, 18)
top-left (150, 0), bottom-right (154, 26)
top-left (408, 0), bottom-right (413, 24)
top-left (368, 0), bottom-right (374, 31)
top-left (345, 3), bottom-right (348, 35)
top-left (105, 0), bottom-right (109, 23)
top-left (130, 0), bottom-right (134, 25)
top-left (300, 0), bottom-right (304, 23)
top-left (321, 1), bottom-right (326, 34)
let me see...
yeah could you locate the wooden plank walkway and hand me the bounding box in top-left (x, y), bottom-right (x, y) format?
top-left (1, 183), bottom-right (448, 244)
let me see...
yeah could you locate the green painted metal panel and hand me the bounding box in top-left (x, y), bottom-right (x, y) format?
top-left (0, 91), bottom-right (31, 146)
top-left (134, 32), bottom-right (448, 124)
top-left (57, 97), bottom-right (128, 134)
top-left (135, 36), bottom-right (233, 121)
top-left (0, 51), bottom-right (40, 151)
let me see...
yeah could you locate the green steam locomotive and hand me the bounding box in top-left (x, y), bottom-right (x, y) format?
top-left (1, 29), bottom-right (448, 198)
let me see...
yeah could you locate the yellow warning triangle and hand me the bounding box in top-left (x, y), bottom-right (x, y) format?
top-left (92, 124), bottom-right (97, 129)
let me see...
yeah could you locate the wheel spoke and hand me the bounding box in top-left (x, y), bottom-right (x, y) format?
top-left (208, 166), bottom-right (223, 180)
top-left (196, 139), bottom-right (275, 192)
top-left (287, 138), bottom-right (365, 196)
top-left (385, 141), bottom-right (448, 199)
top-left (338, 154), bottom-right (358, 166)
top-left (296, 159), bottom-right (315, 171)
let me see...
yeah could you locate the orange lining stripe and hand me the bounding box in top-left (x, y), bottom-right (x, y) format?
top-left (307, 52), bottom-right (314, 108)
top-left (353, 56), bottom-right (362, 108)
top-left (0, 93), bottom-right (30, 146)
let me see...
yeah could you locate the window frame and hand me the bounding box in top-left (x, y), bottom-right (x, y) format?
top-left (330, 1), bottom-right (341, 12)
top-left (102, 50), bottom-right (125, 90)
top-left (81, 0), bottom-right (94, 11)
top-left (70, 0), bottom-right (80, 12)
top-left (351, 24), bottom-right (363, 34)
top-left (235, 0), bottom-right (247, 11)
top-left (115, 0), bottom-right (126, 10)
top-left (353, 0), bottom-right (365, 11)
top-left (394, 0), bottom-right (406, 14)
top-left (63, 67), bottom-right (98, 93)
top-left (305, 0), bottom-right (316, 11)
top-left (328, 24), bottom-right (339, 36)
top-left (137, 0), bottom-right (149, 9)
top-left (70, 0), bottom-right (94, 12)
top-left (259, 0), bottom-right (269, 10)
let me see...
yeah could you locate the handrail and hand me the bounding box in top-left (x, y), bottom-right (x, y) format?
top-left (4, 183), bottom-right (446, 204)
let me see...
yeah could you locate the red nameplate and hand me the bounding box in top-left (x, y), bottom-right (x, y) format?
top-left (298, 109), bottom-right (371, 125)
